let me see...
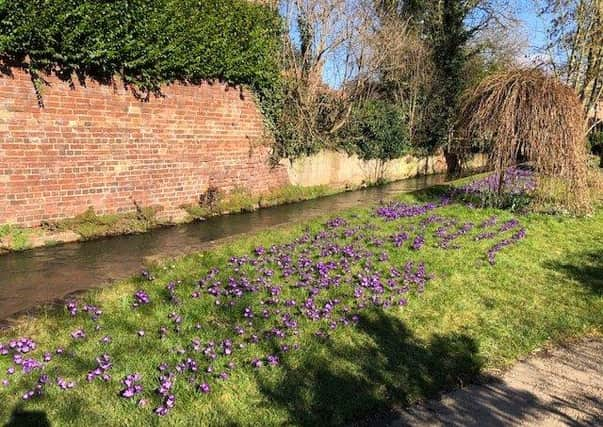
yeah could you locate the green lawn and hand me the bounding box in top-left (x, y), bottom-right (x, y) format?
top-left (0, 185), bottom-right (601, 426)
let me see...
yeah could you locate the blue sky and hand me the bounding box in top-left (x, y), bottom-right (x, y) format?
top-left (514, 0), bottom-right (550, 55)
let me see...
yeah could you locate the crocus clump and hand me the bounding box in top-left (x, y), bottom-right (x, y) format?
top-left (120, 373), bottom-right (143, 398)
top-left (375, 202), bottom-right (439, 220)
top-left (458, 167), bottom-right (536, 196)
top-left (70, 329), bottom-right (86, 340)
top-left (449, 167), bottom-right (536, 210)
top-left (411, 235), bottom-right (425, 251)
top-left (487, 228), bottom-right (527, 265)
top-left (86, 354), bottom-right (112, 382)
top-left (133, 290), bottom-right (151, 307)
top-left (65, 300), bottom-right (78, 316)
top-left (6, 338), bottom-right (36, 354)
top-left (57, 377), bottom-right (75, 390)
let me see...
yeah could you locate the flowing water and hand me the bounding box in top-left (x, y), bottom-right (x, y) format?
top-left (0, 174), bottom-right (450, 321)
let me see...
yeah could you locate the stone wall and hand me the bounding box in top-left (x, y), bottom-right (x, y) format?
top-left (284, 150), bottom-right (486, 189)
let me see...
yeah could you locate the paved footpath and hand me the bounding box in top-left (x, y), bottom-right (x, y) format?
top-left (390, 338), bottom-right (603, 426)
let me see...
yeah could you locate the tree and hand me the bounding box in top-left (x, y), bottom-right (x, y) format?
top-left (276, 0), bottom-right (434, 159)
top-left (277, 0), bottom-right (380, 158)
top-left (539, 0), bottom-right (603, 133)
top-left (458, 68), bottom-right (591, 213)
top-left (367, 17), bottom-right (435, 145)
top-left (375, 0), bottom-right (517, 173)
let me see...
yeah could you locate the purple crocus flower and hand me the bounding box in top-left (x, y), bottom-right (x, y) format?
top-left (267, 355), bottom-right (280, 366)
top-left (251, 359), bottom-right (263, 368)
top-left (155, 394), bottom-right (176, 416)
top-left (198, 383), bottom-right (211, 394)
top-left (71, 329), bottom-right (86, 340)
top-left (133, 290), bottom-right (150, 307)
top-left (391, 232), bottom-right (409, 247)
top-left (65, 300), bottom-right (78, 316)
top-left (411, 235), bottom-right (425, 250)
top-left (22, 358), bottom-right (41, 373)
top-left (120, 373), bottom-right (143, 398)
top-left (87, 354), bottom-right (112, 382)
top-left (57, 377), bottom-right (75, 390)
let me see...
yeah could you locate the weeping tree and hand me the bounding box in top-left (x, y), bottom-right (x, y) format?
top-left (457, 68), bottom-right (592, 214)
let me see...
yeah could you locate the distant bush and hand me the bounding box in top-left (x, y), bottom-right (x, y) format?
top-left (340, 100), bottom-right (411, 162)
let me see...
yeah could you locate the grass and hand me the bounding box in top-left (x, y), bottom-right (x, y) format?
top-left (0, 225), bottom-right (32, 252)
top-left (53, 207), bottom-right (158, 240)
top-left (0, 184), bottom-right (601, 426)
top-left (184, 185), bottom-right (336, 219)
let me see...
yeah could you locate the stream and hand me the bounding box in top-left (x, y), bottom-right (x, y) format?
top-left (0, 174), bottom-right (451, 321)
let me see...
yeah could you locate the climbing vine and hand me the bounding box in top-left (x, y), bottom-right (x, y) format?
top-left (0, 0), bottom-right (284, 129)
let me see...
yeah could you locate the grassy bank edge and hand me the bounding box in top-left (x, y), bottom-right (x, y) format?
top-left (0, 183), bottom-right (358, 254)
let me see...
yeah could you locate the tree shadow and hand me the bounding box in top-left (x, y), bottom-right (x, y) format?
top-left (391, 339), bottom-right (603, 427)
top-left (4, 405), bottom-right (50, 427)
top-left (392, 385), bottom-right (603, 427)
top-left (256, 310), bottom-right (603, 426)
top-left (545, 249), bottom-right (603, 296)
top-left (255, 310), bottom-right (484, 426)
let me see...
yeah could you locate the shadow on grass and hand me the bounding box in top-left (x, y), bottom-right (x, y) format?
top-left (4, 405), bottom-right (50, 427)
top-left (406, 185), bottom-right (453, 203)
top-left (256, 310), bottom-right (603, 427)
top-left (545, 249), bottom-right (603, 296)
top-left (255, 310), bottom-right (483, 426)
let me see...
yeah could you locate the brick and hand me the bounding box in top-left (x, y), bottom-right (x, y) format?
top-left (0, 67), bottom-right (288, 227)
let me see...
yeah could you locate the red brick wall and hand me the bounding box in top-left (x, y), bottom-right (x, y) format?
top-left (0, 67), bottom-right (289, 227)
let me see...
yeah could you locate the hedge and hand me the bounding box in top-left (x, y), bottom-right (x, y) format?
top-left (0, 0), bottom-right (283, 121)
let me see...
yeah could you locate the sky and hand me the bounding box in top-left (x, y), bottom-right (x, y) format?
top-left (513, 0), bottom-right (551, 59)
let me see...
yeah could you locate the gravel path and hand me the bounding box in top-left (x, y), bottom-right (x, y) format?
top-left (390, 338), bottom-right (603, 426)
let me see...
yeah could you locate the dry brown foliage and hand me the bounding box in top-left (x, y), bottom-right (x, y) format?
top-left (372, 18), bottom-right (434, 143)
top-left (457, 68), bottom-right (592, 214)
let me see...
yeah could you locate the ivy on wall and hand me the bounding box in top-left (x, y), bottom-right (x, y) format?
top-left (0, 0), bottom-right (283, 127)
